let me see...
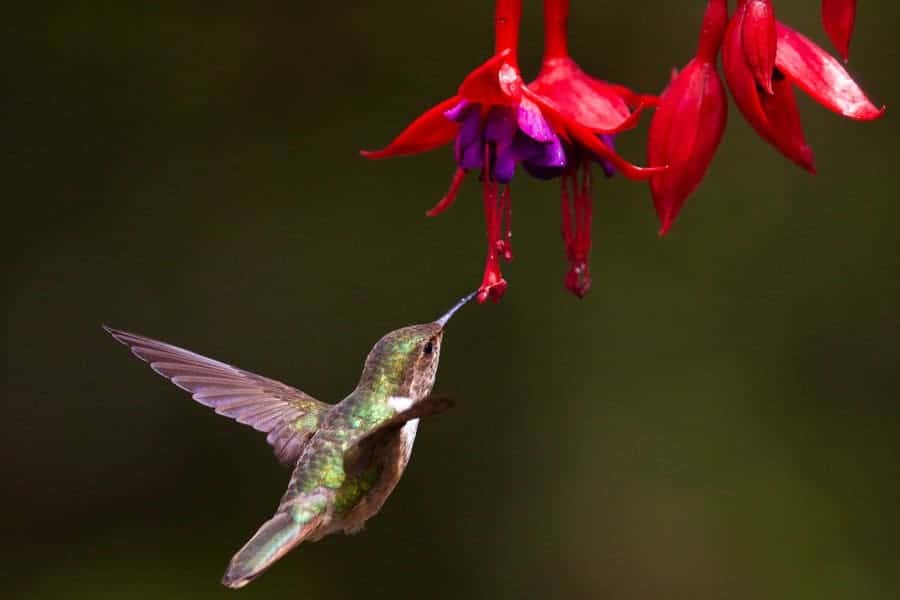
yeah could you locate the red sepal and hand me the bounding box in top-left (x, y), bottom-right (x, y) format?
top-left (426, 168), bottom-right (467, 217)
top-left (760, 73), bottom-right (815, 171)
top-left (822, 0), bottom-right (857, 61)
top-left (458, 49), bottom-right (521, 106)
top-left (724, 9), bottom-right (816, 172)
top-left (524, 88), bottom-right (666, 181)
top-left (361, 96), bottom-right (460, 159)
top-left (529, 57), bottom-right (653, 133)
top-left (775, 22), bottom-right (884, 121)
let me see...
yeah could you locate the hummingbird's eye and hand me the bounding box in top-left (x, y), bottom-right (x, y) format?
top-left (423, 340), bottom-right (434, 356)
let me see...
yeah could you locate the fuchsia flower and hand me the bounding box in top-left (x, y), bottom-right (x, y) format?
top-left (526, 0), bottom-right (659, 297)
top-left (647, 0), bottom-right (729, 235)
top-left (822, 0), bottom-right (857, 61)
top-left (363, 0), bottom-right (660, 302)
top-left (363, 0), bottom-right (555, 302)
top-left (722, 0), bottom-right (884, 172)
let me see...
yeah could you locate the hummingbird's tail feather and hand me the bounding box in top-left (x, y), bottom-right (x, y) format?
top-left (221, 511), bottom-right (321, 589)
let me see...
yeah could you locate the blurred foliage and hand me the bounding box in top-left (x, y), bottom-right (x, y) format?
top-left (3, 1), bottom-right (898, 598)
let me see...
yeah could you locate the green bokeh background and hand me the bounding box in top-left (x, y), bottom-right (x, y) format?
top-left (4, 1), bottom-right (898, 598)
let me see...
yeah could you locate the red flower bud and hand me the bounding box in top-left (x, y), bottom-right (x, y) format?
top-left (647, 0), bottom-right (728, 235)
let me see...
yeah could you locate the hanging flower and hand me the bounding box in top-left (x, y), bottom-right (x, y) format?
top-left (722, 0), bottom-right (884, 172)
top-left (364, 1), bottom-right (559, 302)
top-left (524, 0), bottom-right (660, 297)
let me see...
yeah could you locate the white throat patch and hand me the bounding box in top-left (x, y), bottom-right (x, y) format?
top-left (387, 395), bottom-right (413, 412)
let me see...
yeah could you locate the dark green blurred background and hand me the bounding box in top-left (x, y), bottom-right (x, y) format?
top-left (4, 1), bottom-right (898, 598)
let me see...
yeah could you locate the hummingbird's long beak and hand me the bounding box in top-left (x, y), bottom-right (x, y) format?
top-left (435, 290), bottom-right (479, 327)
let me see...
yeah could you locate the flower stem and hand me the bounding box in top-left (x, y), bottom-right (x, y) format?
top-left (696, 0), bottom-right (728, 62)
top-left (495, 0), bottom-right (522, 64)
top-left (543, 0), bottom-right (570, 61)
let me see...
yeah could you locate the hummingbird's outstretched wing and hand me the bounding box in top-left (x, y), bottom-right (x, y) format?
top-left (104, 326), bottom-right (329, 465)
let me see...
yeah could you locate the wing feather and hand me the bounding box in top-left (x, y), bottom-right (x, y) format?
top-left (344, 395), bottom-right (455, 471)
top-left (105, 326), bottom-right (329, 465)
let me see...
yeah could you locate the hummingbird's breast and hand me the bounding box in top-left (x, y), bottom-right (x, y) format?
top-left (333, 418), bottom-right (420, 535)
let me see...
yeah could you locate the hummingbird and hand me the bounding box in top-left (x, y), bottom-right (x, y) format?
top-left (104, 290), bottom-right (477, 589)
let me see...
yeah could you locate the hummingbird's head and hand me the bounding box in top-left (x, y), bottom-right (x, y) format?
top-left (358, 291), bottom-right (478, 402)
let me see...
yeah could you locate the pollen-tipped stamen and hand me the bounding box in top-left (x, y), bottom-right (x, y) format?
top-left (496, 184), bottom-right (513, 261)
top-left (560, 174), bottom-right (574, 260)
top-left (563, 159), bottom-right (593, 298)
top-left (478, 148), bottom-right (509, 303)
